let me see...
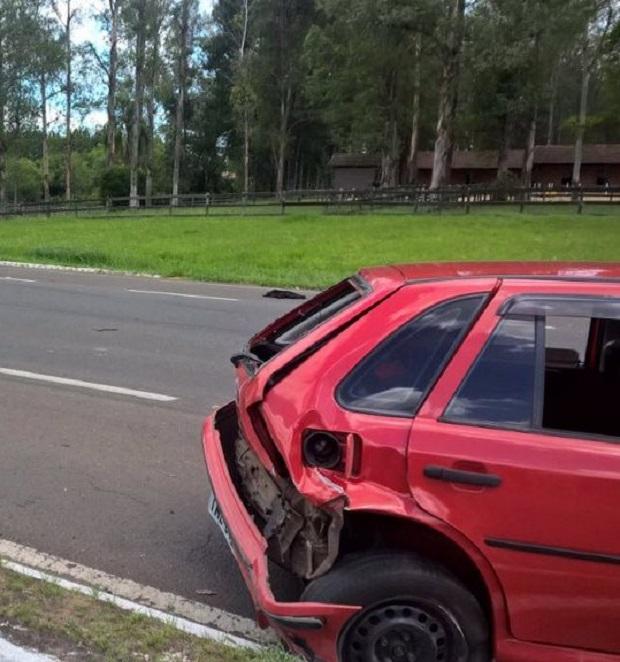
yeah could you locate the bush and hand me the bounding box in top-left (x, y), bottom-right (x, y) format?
top-left (100, 166), bottom-right (130, 200)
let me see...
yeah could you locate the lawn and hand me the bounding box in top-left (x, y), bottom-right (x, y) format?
top-left (0, 563), bottom-right (294, 661)
top-left (0, 207), bottom-right (618, 288)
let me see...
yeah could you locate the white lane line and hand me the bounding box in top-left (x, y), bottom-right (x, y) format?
top-left (0, 539), bottom-right (273, 647)
top-left (127, 289), bottom-right (239, 302)
top-left (0, 368), bottom-right (177, 402)
top-left (0, 276), bottom-right (37, 283)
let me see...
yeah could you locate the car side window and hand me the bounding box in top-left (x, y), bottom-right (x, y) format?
top-left (336, 295), bottom-right (485, 417)
top-left (444, 318), bottom-right (537, 428)
top-left (445, 300), bottom-right (620, 440)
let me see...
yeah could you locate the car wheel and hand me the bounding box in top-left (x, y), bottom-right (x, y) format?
top-left (300, 552), bottom-right (490, 662)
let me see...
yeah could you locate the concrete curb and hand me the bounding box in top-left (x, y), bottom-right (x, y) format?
top-left (0, 539), bottom-right (276, 648)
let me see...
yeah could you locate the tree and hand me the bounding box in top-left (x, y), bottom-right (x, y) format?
top-left (144, 0), bottom-right (168, 204)
top-left (128, 0), bottom-right (147, 206)
top-left (170, 0), bottom-right (197, 204)
top-left (430, 0), bottom-right (465, 189)
top-left (573, 1), bottom-right (619, 185)
top-left (52, 0), bottom-right (78, 201)
top-left (252, 0), bottom-right (314, 194)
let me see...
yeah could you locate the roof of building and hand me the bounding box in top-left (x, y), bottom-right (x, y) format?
top-left (329, 145), bottom-right (620, 170)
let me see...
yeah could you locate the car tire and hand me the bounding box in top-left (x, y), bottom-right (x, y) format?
top-left (300, 552), bottom-right (490, 662)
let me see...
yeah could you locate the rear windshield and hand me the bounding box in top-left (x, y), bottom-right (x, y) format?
top-left (250, 278), bottom-right (363, 362)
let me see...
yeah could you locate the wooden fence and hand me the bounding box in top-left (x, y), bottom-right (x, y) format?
top-left (1, 185), bottom-right (620, 219)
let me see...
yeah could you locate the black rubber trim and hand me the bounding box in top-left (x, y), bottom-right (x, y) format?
top-left (267, 614), bottom-right (325, 631)
top-left (499, 294), bottom-right (620, 319)
top-left (424, 465), bottom-right (502, 487)
top-left (485, 538), bottom-right (620, 565)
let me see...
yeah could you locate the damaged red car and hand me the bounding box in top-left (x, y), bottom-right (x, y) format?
top-left (203, 262), bottom-right (620, 662)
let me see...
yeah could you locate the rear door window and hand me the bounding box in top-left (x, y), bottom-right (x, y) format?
top-left (337, 295), bottom-right (486, 417)
top-left (445, 296), bottom-right (620, 440)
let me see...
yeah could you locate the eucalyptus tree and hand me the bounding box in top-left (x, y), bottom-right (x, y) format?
top-left (31, 5), bottom-right (64, 201)
top-left (51, 0), bottom-right (78, 200)
top-left (572, 0), bottom-right (619, 185)
top-left (170, 0), bottom-right (198, 204)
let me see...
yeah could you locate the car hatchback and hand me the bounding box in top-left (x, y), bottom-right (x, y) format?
top-left (202, 262), bottom-right (620, 662)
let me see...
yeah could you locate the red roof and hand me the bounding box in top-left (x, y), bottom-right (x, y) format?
top-left (361, 262), bottom-right (620, 286)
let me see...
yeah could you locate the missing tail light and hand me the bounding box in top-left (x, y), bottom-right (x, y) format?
top-left (302, 430), bottom-right (362, 476)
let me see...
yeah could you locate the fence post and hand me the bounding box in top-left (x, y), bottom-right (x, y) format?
top-left (519, 188), bottom-right (525, 213)
top-left (578, 186), bottom-right (584, 215)
top-left (205, 192), bottom-right (210, 216)
top-left (465, 186), bottom-right (471, 214)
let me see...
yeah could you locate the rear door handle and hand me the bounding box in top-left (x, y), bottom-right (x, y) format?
top-left (424, 465), bottom-right (502, 488)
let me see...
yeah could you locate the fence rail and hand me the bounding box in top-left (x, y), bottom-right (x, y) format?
top-left (1, 185), bottom-right (620, 219)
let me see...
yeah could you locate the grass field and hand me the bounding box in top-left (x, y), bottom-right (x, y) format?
top-left (0, 207), bottom-right (619, 288)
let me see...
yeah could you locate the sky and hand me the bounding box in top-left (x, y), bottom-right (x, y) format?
top-left (69, 0), bottom-right (214, 127)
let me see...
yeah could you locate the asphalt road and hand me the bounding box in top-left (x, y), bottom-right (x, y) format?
top-left (0, 264), bottom-right (303, 618)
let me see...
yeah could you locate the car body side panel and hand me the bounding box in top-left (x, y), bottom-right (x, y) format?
top-left (259, 279), bottom-right (498, 501)
top-left (410, 279), bottom-right (620, 653)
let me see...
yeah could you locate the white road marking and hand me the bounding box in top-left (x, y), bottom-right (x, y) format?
top-left (0, 260), bottom-right (162, 278)
top-left (127, 289), bottom-right (239, 302)
top-left (0, 539), bottom-right (273, 647)
top-left (0, 368), bottom-right (177, 402)
top-left (0, 636), bottom-right (58, 662)
top-left (0, 276), bottom-right (37, 283)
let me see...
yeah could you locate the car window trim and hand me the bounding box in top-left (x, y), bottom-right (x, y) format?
top-left (500, 294), bottom-right (620, 320)
top-left (335, 293), bottom-right (490, 419)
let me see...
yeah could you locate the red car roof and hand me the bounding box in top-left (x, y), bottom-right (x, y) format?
top-left (360, 262), bottom-right (620, 287)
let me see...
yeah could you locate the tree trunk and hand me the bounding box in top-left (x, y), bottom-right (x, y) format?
top-left (145, 95), bottom-right (155, 206)
top-left (572, 47), bottom-right (590, 187)
top-left (430, 0), bottom-right (465, 190)
top-left (546, 64), bottom-right (558, 146)
top-left (172, 0), bottom-right (191, 206)
top-left (381, 71), bottom-right (399, 188)
top-left (40, 73), bottom-right (50, 202)
top-left (0, 29), bottom-right (5, 207)
top-left (496, 115), bottom-right (512, 180)
top-left (130, 0), bottom-right (147, 208)
top-left (522, 110), bottom-right (537, 188)
top-left (407, 35), bottom-right (421, 184)
top-left (64, 0), bottom-right (72, 201)
top-left (243, 109), bottom-right (250, 193)
top-left (275, 81), bottom-right (292, 195)
top-left (106, 0), bottom-right (118, 168)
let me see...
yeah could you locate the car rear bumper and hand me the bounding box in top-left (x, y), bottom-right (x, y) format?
top-left (202, 402), bottom-right (359, 662)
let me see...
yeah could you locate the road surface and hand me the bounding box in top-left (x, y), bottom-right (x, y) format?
top-left (0, 264), bottom-right (303, 618)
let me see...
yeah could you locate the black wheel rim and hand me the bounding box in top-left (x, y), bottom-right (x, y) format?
top-left (342, 601), bottom-right (461, 662)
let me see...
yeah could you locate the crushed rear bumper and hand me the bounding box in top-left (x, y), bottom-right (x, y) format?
top-left (202, 402), bottom-right (359, 662)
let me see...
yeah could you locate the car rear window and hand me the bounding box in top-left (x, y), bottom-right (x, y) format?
top-left (250, 278), bottom-right (363, 362)
top-left (336, 295), bottom-right (486, 417)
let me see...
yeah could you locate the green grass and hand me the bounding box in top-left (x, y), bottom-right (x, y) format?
top-left (0, 564), bottom-right (295, 661)
top-left (0, 207), bottom-right (619, 288)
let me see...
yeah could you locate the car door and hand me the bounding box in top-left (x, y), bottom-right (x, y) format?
top-left (407, 280), bottom-right (620, 654)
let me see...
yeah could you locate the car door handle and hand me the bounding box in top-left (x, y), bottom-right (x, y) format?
top-left (423, 465), bottom-right (502, 488)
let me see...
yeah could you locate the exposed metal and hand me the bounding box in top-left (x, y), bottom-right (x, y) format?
top-left (234, 435), bottom-right (343, 580)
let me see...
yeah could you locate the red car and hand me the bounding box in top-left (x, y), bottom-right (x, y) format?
top-left (203, 262), bottom-right (620, 662)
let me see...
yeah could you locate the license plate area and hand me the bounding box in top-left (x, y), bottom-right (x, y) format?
top-left (208, 492), bottom-right (234, 553)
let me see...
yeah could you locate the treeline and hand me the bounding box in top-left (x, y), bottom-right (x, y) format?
top-left (1, 0), bottom-right (620, 204)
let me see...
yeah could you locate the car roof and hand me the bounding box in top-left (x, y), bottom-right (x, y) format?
top-left (360, 262), bottom-right (620, 286)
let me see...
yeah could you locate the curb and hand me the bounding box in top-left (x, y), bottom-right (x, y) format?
top-left (0, 539), bottom-right (276, 649)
